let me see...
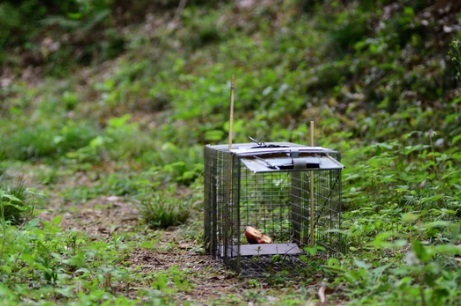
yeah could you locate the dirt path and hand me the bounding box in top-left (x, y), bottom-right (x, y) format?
top-left (40, 195), bottom-right (249, 304)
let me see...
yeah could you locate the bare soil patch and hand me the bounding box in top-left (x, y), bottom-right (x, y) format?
top-left (39, 194), bottom-right (252, 304)
top-left (129, 247), bottom-right (244, 304)
top-left (40, 195), bottom-right (139, 238)
top-left (60, 196), bottom-right (139, 237)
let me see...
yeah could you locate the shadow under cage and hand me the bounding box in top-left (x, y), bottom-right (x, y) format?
top-left (204, 142), bottom-right (344, 277)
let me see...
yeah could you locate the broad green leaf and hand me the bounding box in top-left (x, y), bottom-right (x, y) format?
top-left (412, 241), bottom-right (431, 263)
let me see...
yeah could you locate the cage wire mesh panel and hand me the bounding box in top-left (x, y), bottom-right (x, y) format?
top-left (204, 142), bottom-right (344, 277)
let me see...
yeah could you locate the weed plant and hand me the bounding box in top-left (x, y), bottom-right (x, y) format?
top-left (140, 189), bottom-right (191, 229)
top-left (0, 175), bottom-right (34, 224)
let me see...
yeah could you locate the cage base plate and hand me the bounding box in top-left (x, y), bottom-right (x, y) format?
top-left (221, 243), bottom-right (302, 257)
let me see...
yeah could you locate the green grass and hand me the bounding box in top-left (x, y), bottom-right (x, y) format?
top-left (140, 189), bottom-right (192, 229)
top-left (0, 175), bottom-right (35, 224)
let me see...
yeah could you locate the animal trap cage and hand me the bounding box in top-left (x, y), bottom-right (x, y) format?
top-left (204, 142), bottom-right (344, 277)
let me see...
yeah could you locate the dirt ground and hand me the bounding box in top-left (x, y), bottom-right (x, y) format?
top-left (39, 195), bottom-right (252, 305)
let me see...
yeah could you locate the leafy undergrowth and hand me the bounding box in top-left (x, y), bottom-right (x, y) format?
top-left (1, 0), bottom-right (461, 305)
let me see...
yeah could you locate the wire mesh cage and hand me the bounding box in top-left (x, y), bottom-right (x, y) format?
top-left (204, 142), bottom-right (344, 277)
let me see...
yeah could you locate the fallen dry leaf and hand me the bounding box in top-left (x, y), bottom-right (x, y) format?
top-left (318, 283), bottom-right (335, 305)
top-left (318, 285), bottom-right (327, 304)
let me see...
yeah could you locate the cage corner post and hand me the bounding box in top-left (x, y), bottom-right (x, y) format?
top-left (232, 153), bottom-right (242, 274)
top-left (203, 147), bottom-right (211, 254)
top-left (290, 153), bottom-right (302, 245)
top-left (204, 146), bottom-right (219, 258)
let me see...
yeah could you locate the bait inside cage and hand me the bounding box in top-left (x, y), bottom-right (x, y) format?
top-left (204, 142), bottom-right (344, 277)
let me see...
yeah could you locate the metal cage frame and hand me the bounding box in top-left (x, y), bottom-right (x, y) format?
top-left (204, 142), bottom-right (344, 277)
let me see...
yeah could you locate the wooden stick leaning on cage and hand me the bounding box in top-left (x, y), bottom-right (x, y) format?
top-left (228, 75), bottom-right (235, 151)
top-left (309, 121), bottom-right (315, 247)
top-left (223, 76), bottom-right (235, 258)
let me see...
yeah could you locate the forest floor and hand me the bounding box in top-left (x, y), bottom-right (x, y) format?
top-left (32, 174), bottom-right (323, 305)
top-left (3, 1), bottom-right (460, 305)
top-left (25, 166), bottom-right (334, 305)
top-left (38, 193), bottom-right (246, 304)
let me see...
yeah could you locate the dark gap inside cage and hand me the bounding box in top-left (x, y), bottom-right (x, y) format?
top-left (204, 143), bottom-right (344, 277)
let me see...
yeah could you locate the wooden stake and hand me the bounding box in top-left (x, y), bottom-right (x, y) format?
top-left (224, 76), bottom-right (235, 257)
top-left (309, 121), bottom-right (315, 246)
top-left (228, 76), bottom-right (235, 151)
